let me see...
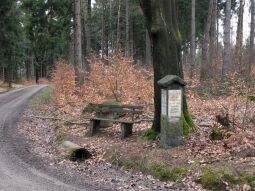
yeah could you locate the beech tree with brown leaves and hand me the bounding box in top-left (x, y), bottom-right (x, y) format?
top-left (140, 0), bottom-right (194, 133)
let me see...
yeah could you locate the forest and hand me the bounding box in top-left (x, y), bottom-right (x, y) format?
top-left (0, 0), bottom-right (255, 190)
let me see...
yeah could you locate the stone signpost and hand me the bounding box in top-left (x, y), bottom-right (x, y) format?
top-left (157, 75), bottom-right (186, 148)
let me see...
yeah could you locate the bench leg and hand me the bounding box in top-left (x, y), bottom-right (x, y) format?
top-left (87, 120), bottom-right (100, 137)
top-left (121, 123), bottom-right (133, 139)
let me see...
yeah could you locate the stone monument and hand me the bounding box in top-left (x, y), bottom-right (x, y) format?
top-left (157, 75), bottom-right (186, 148)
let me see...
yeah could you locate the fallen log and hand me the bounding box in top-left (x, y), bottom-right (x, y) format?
top-left (62, 141), bottom-right (91, 161)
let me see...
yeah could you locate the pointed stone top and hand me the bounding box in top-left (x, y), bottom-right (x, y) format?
top-left (157, 75), bottom-right (186, 88)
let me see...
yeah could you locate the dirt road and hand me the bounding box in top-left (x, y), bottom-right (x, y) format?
top-left (0, 86), bottom-right (99, 191)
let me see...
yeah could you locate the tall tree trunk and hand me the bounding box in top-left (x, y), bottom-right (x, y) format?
top-left (87, 0), bottom-right (92, 54)
top-left (209, 0), bottom-right (217, 66)
top-left (101, 0), bottom-right (105, 60)
top-left (216, 0), bottom-right (220, 58)
top-left (190, 0), bottom-right (196, 79)
top-left (7, 50), bottom-right (12, 88)
top-left (81, 0), bottom-right (87, 60)
top-left (116, 0), bottom-right (121, 52)
top-left (74, 0), bottom-right (83, 85)
top-left (145, 29), bottom-right (152, 65)
top-left (235, 0), bottom-right (244, 72)
top-left (109, 0), bottom-right (114, 52)
top-left (222, 0), bottom-right (232, 80)
top-left (125, 0), bottom-right (130, 57)
top-left (200, 0), bottom-right (213, 81)
top-left (130, 17), bottom-right (134, 58)
top-left (141, 0), bottom-right (184, 132)
top-left (248, 0), bottom-right (255, 82)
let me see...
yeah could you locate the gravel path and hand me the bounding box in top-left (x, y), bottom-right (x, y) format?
top-left (0, 86), bottom-right (103, 191)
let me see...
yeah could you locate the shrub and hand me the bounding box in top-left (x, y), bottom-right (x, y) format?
top-left (197, 168), bottom-right (255, 190)
top-left (83, 53), bottom-right (153, 105)
top-left (51, 60), bottom-right (78, 107)
top-left (143, 128), bottom-right (158, 141)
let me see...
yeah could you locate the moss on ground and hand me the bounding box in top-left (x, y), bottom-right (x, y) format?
top-left (197, 168), bottom-right (255, 190)
top-left (183, 110), bottom-right (197, 136)
top-left (143, 128), bottom-right (159, 141)
top-left (110, 153), bottom-right (188, 182)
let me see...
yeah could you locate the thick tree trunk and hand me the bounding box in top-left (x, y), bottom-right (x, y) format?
top-left (200, 0), bottom-right (213, 81)
top-left (74, 0), bottom-right (83, 85)
top-left (190, 0), bottom-right (196, 79)
top-left (141, 0), bottom-right (184, 132)
top-left (222, 0), bottom-right (232, 80)
top-left (235, 0), bottom-right (244, 72)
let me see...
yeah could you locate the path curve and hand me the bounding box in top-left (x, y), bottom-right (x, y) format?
top-left (0, 86), bottom-right (100, 191)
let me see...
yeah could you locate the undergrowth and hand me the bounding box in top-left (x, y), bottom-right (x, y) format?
top-left (32, 86), bottom-right (54, 105)
top-left (143, 128), bottom-right (159, 141)
top-left (197, 168), bottom-right (255, 190)
top-left (110, 153), bottom-right (188, 182)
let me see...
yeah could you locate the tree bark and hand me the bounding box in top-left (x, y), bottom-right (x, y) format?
top-left (116, 0), bottom-right (121, 52)
top-left (235, 0), bottom-right (244, 72)
top-left (125, 0), bottom-right (130, 57)
top-left (74, 0), bottom-right (83, 85)
top-left (209, 0), bottom-right (217, 66)
top-left (101, 0), bottom-right (105, 60)
top-left (200, 0), bottom-right (213, 81)
top-left (81, 0), bottom-right (87, 60)
top-left (222, 0), bottom-right (232, 80)
top-left (145, 29), bottom-right (152, 65)
top-left (141, 0), bottom-right (184, 132)
top-left (190, 0), bottom-right (196, 79)
top-left (87, 0), bottom-right (92, 54)
top-left (248, 0), bottom-right (255, 83)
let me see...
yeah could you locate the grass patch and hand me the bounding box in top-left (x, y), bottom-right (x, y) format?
top-left (110, 152), bottom-right (187, 182)
top-left (56, 131), bottom-right (68, 143)
top-left (32, 86), bottom-right (54, 105)
top-left (147, 162), bottom-right (188, 181)
top-left (143, 128), bottom-right (159, 141)
top-left (197, 168), bottom-right (255, 190)
top-left (210, 127), bottom-right (224, 140)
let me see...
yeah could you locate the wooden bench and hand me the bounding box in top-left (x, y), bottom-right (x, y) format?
top-left (84, 104), bottom-right (143, 139)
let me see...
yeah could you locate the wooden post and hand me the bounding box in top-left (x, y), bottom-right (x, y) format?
top-left (88, 119), bottom-right (100, 136)
top-left (121, 123), bottom-right (133, 139)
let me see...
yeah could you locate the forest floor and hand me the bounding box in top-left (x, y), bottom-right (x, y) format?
top-left (17, 81), bottom-right (255, 191)
top-left (0, 81), bottom-right (29, 93)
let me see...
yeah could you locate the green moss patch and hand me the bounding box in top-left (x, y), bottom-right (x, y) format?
top-left (143, 128), bottom-right (159, 141)
top-left (110, 152), bottom-right (188, 182)
top-left (197, 168), bottom-right (255, 190)
top-left (147, 162), bottom-right (188, 181)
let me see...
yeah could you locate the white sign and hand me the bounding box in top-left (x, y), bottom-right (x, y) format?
top-left (161, 89), bottom-right (167, 115)
top-left (168, 90), bottom-right (182, 118)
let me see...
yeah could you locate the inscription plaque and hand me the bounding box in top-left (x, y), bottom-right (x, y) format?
top-left (161, 89), bottom-right (167, 115)
top-left (168, 90), bottom-right (182, 118)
